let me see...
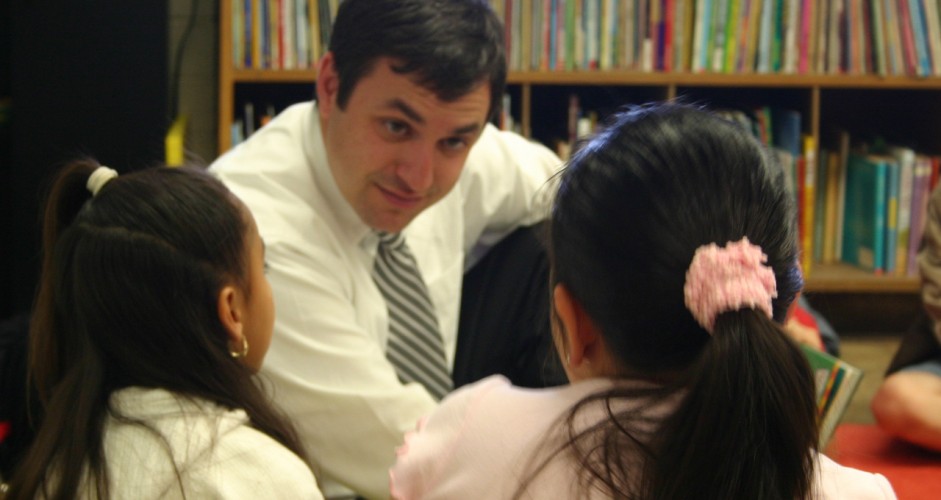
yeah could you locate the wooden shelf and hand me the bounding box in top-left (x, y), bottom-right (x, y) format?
top-left (804, 263), bottom-right (920, 294)
top-left (508, 72), bottom-right (941, 88)
top-left (216, 0), bottom-right (941, 298)
top-left (226, 69), bottom-right (941, 88)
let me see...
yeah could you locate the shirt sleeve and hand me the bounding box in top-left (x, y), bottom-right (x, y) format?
top-left (260, 236), bottom-right (437, 499)
top-left (188, 425), bottom-right (326, 500)
top-left (459, 124), bottom-right (563, 267)
top-left (389, 376), bottom-right (509, 499)
top-left (815, 454), bottom-right (897, 499)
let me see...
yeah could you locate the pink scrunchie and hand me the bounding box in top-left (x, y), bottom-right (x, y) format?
top-left (683, 237), bottom-right (778, 334)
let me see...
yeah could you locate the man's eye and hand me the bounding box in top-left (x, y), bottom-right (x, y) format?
top-left (384, 120), bottom-right (409, 136)
top-left (441, 137), bottom-right (468, 152)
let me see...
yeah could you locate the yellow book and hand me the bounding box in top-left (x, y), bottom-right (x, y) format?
top-left (165, 115), bottom-right (188, 168)
top-left (309, 0), bottom-right (320, 62)
top-left (252, 0), bottom-right (262, 69)
top-left (822, 152), bottom-right (841, 263)
top-left (801, 135), bottom-right (816, 274)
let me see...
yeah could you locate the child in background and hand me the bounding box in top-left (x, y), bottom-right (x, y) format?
top-left (389, 103), bottom-right (895, 499)
top-left (5, 161), bottom-right (323, 499)
top-left (871, 184), bottom-right (941, 452)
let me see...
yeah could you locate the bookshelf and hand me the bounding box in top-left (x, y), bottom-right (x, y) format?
top-left (217, 0), bottom-right (941, 295)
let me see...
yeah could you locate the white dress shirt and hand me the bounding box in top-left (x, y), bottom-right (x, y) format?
top-left (84, 387), bottom-right (322, 499)
top-left (210, 101), bottom-right (561, 498)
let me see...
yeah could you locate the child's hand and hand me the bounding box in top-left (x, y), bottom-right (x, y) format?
top-left (784, 316), bottom-right (825, 351)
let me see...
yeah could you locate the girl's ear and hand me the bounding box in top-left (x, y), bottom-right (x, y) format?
top-left (217, 284), bottom-right (244, 346)
top-left (553, 283), bottom-right (603, 380)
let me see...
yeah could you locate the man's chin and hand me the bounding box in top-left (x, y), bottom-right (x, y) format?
top-left (368, 214), bottom-right (417, 234)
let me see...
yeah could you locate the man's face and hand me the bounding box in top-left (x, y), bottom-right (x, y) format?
top-left (316, 54), bottom-right (491, 233)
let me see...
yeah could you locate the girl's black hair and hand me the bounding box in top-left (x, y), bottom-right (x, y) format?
top-left (527, 103), bottom-right (818, 499)
top-left (8, 160), bottom-right (308, 499)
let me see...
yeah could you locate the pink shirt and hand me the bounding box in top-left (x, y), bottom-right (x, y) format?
top-left (390, 375), bottom-right (896, 499)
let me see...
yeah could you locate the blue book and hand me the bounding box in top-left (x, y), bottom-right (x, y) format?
top-left (883, 158), bottom-right (901, 275)
top-left (772, 108), bottom-right (802, 192)
top-left (909, 0), bottom-right (932, 75)
top-left (842, 154), bottom-right (889, 273)
top-left (244, 0), bottom-right (253, 68)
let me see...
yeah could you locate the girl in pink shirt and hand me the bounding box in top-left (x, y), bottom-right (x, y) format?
top-left (390, 103), bottom-right (896, 499)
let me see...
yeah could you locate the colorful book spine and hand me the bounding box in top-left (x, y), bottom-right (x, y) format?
top-left (823, 151), bottom-right (842, 263)
top-left (889, 147), bottom-right (916, 275)
top-left (908, 0), bottom-right (932, 75)
top-left (842, 154), bottom-right (889, 273)
top-left (813, 149), bottom-right (828, 263)
top-left (922, 0), bottom-right (941, 75)
top-left (693, 0), bottom-right (715, 72)
top-left (802, 135), bottom-right (817, 273)
top-left (908, 155), bottom-right (933, 275)
top-left (883, 158), bottom-right (901, 275)
top-left (898, 0), bottom-right (920, 75)
top-left (801, 344), bottom-right (864, 448)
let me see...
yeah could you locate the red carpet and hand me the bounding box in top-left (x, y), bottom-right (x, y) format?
top-left (825, 424), bottom-right (941, 499)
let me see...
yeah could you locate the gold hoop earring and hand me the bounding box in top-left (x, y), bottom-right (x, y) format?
top-left (230, 336), bottom-right (249, 359)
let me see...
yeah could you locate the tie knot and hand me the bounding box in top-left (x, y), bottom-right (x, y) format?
top-left (376, 231), bottom-right (406, 249)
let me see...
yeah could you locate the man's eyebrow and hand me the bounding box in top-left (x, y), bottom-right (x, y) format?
top-left (386, 98), bottom-right (483, 136)
top-left (386, 99), bottom-right (425, 125)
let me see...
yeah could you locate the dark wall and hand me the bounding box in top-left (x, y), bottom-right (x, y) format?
top-left (1, 1), bottom-right (169, 318)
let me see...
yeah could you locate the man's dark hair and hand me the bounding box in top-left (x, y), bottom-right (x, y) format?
top-left (329, 0), bottom-right (507, 122)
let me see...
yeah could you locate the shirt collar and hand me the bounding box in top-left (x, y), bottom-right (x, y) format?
top-left (306, 101), bottom-right (373, 249)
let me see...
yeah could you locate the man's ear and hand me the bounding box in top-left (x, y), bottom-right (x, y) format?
top-left (217, 285), bottom-right (244, 346)
top-left (552, 283), bottom-right (601, 372)
top-left (316, 51), bottom-right (339, 117)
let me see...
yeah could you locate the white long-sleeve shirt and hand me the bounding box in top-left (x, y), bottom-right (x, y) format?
top-left (210, 102), bottom-right (561, 498)
top-left (87, 387), bottom-right (322, 499)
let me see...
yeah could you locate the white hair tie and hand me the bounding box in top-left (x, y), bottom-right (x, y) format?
top-left (87, 166), bottom-right (119, 196)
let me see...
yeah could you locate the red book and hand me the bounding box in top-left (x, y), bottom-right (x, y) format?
top-left (897, 0), bottom-right (919, 75)
top-left (663, 0), bottom-right (674, 72)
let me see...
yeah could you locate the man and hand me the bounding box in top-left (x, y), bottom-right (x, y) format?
top-left (871, 186), bottom-right (941, 453)
top-left (210, 0), bottom-right (563, 497)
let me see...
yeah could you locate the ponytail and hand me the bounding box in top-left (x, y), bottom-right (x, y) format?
top-left (645, 310), bottom-right (818, 499)
top-left (9, 159), bottom-right (309, 499)
top-left (11, 159), bottom-right (113, 499)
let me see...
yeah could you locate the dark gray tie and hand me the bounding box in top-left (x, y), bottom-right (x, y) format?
top-left (372, 232), bottom-right (451, 400)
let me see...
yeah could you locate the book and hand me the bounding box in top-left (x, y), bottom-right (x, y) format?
top-left (165, 115), bottom-right (188, 167)
top-left (801, 134), bottom-right (817, 273)
top-left (813, 148), bottom-right (828, 263)
top-left (888, 146), bottom-right (916, 275)
top-left (922, 0), bottom-right (941, 75)
top-left (834, 130), bottom-right (851, 259)
top-left (908, 0), bottom-right (933, 76)
top-left (882, 156), bottom-right (901, 275)
top-left (822, 150), bottom-right (841, 263)
top-left (908, 155), bottom-right (934, 275)
top-left (802, 344), bottom-right (864, 448)
top-left (841, 153), bottom-right (889, 273)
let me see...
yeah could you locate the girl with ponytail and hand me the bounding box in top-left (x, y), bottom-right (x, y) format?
top-left (390, 103), bottom-right (895, 499)
top-left (6, 160), bottom-right (323, 499)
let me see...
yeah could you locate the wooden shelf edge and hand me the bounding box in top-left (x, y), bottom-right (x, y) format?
top-left (225, 68), bottom-right (941, 88)
top-left (803, 263), bottom-right (920, 294)
top-left (230, 69), bottom-right (318, 82)
top-left (506, 71), bottom-right (941, 88)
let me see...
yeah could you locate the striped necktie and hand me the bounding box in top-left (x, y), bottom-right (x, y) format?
top-left (372, 232), bottom-right (451, 400)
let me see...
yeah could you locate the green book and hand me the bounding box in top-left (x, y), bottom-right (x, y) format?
top-left (842, 154), bottom-right (889, 273)
top-left (801, 344), bottom-right (864, 448)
